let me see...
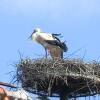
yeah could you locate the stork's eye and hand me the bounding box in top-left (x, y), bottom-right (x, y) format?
top-left (33, 30), bottom-right (37, 33)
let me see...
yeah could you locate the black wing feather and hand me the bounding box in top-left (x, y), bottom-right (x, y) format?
top-left (45, 40), bottom-right (68, 52)
top-left (52, 33), bottom-right (61, 36)
top-left (52, 35), bottom-right (61, 42)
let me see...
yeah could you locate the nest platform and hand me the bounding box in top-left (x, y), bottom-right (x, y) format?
top-left (16, 58), bottom-right (100, 99)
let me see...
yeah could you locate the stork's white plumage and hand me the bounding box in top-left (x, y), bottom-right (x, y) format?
top-left (30, 28), bottom-right (68, 59)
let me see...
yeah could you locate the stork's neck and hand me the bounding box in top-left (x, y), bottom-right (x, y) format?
top-left (35, 31), bottom-right (41, 35)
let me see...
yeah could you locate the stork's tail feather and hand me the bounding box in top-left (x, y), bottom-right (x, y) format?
top-left (61, 42), bottom-right (68, 52)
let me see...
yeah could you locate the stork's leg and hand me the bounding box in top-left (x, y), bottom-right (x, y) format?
top-left (44, 48), bottom-right (48, 59)
top-left (61, 51), bottom-right (63, 59)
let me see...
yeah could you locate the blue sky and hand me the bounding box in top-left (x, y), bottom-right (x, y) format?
top-left (0, 0), bottom-right (100, 99)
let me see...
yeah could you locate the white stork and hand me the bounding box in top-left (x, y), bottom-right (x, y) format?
top-left (29, 28), bottom-right (68, 59)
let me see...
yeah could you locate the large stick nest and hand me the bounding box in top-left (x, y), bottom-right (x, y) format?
top-left (16, 58), bottom-right (100, 98)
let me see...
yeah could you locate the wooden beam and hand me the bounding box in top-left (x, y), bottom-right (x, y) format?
top-left (0, 82), bottom-right (17, 88)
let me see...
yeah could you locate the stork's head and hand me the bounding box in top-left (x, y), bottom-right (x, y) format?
top-left (28, 28), bottom-right (41, 40)
top-left (34, 28), bottom-right (41, 33)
